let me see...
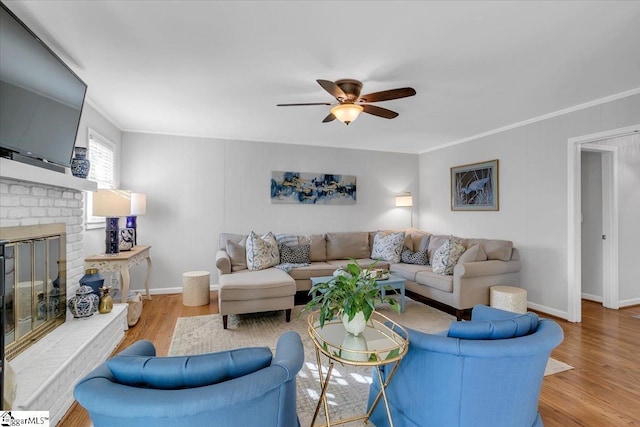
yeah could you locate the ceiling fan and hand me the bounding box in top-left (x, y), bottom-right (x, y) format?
top-left (277, 79), bottom-right (416, 125)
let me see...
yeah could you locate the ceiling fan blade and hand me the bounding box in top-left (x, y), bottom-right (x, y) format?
top-left (277, 102), bottom-right (332, 106)
top-left (322, 113), bottom-right (336, 123)
top-left (358, 87), bottom-right (416, 103)
top-left (317, 79), bottom-right (348, 101)
top-left (362, 104), bottom-right (399, 119)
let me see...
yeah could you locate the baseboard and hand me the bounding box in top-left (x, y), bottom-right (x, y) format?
top-left (129, 285), bottom-right (220, 296)
top-left (620, 297), bottom-right (640, 308)
top-left (581, 294), bottom-right (639, 308)
top-left (582, 293), bottom-right (603, 303)
top-left (526, 301), bottom-right (569, 321)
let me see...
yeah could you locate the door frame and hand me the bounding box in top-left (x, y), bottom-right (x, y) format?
top-left (567, 124), bottom-right (639, 322)
top-left (581, 144), bottom-right (618, 309)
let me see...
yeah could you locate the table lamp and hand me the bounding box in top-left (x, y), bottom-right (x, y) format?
top-left (93, 189), bottom-right (131, 254)
top-left (395, 193), bottom-right (413, 228)
top-left (126, 192), bottom-right (146, 246)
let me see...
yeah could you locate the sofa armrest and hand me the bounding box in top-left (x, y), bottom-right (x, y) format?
top-left (454, 259), bottom-right (521, 279)
top-left (216, 250), bottom-right (232, 275)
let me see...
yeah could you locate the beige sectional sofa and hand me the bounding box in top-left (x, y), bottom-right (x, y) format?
top-left (215, 229), bottom-right (521, 320)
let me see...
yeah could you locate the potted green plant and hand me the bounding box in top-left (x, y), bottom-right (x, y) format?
top-left (303, 260), bottom-right (401, 335)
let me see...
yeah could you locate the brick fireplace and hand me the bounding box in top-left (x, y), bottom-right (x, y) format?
top-left (1, 158), bottom-right (127, 425)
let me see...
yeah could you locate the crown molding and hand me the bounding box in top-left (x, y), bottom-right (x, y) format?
top-left (420, 87), bottom-right (640, 154)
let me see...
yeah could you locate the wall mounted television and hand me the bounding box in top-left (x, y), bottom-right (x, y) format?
top-left (0, 2), bottom-right (87, 173)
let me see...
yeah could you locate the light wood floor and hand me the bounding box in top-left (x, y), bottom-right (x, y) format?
top-left (59, 294), bottom-right (640, 426)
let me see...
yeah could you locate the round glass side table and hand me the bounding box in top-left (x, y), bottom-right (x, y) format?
top-left (307, 310), bottom-right (409, 427)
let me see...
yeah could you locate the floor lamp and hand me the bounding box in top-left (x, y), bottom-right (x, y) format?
top-left (93, 189), bottom-right (131, 254)
top-left (395, 193), bottom-right (413, 228)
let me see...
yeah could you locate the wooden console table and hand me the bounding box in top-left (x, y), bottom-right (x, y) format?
top-left (85, 245), bottom-right (152, 303)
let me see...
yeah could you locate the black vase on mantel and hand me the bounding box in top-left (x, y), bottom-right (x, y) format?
top-left (71, 146), bottom-right (90, 178)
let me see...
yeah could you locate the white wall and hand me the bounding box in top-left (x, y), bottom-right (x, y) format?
top-left (120, 133), bottom-right (419, 290)
top-left (77, 103), bottom-right (123, 260)
top-left (581, 151), bottom-right (603, 299)
top-left (419, 93), bottom-right (640, 318)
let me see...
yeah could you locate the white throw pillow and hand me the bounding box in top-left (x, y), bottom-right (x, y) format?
top-left (246, 231), bottom-right (280, 271)
top-left (226, 238), bottom-right (247, 272)
top-left (371, 231), bottom-right (405, 263)
top-left (432, 238), bottom-right (466, 275)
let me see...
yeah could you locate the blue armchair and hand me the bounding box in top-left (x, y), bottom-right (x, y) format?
top-left (74, 331), bottom-right (304, 427)
top-left (368, 305), bottom-right (564, 427)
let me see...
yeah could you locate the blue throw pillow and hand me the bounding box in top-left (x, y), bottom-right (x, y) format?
top-left (108, 346), bottom-right (272, 389)
top-left (447, 312), bottom-right (539, 340)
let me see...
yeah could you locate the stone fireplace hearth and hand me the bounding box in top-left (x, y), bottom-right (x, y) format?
top-left (1, 158), bottom-right (128, 425)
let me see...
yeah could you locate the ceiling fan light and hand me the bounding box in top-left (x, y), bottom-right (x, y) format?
top-left (331, 104), bottom-right (364, 125)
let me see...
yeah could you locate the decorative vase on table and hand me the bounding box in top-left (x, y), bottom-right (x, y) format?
top-left (68, 285), bottom-right (100, 318)
top-left (341, 332), bottom-right (369, 362)
top-left (79, 268), bottom-right (104, 298)
top-left (70, 146), bottom-right (90, 178)
top-left (342, 311), bottom-right (367, 336)
top-left (99, 286), bottom-right (113, 314)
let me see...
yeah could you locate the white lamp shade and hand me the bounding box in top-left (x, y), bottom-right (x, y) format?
top-left (330, 104), bottom-right (364, 124)
top-left (93, 189), bottom-right (131, 217)
top-left (130, 193), bottom-right (147, 215)
top-left (395, 194), bottom-right (413, 207)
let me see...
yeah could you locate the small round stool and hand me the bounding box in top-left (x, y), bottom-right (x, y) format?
top-left (490, 285), bottom-right (527, 313)
top-left (182, 271), bottom-right (211, 306)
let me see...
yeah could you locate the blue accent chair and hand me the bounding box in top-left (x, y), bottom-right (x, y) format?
top-left (367, 305), bottom-right (564, 427)
top-left (74, 331), bottom-right (304, 427)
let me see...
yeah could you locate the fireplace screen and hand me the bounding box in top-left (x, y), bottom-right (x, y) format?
top-left (1, 224), bottom-right (66, 360)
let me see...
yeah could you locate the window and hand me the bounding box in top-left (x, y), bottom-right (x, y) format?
top-left (86, 128), bottom-right (117, 227)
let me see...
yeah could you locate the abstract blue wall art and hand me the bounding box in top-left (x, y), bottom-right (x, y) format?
top-left (451, 159), bottom-right (499, 211)
top-left (271, 171), bottom-right (357, 205)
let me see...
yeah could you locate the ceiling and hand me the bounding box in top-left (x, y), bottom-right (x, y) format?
top-left (5, 1), bottom-right (640, 154)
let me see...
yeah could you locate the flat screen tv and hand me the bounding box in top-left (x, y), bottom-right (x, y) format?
top-left (0, 2), bottom-right (87, 172)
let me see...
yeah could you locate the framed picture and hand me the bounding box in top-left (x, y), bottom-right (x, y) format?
top-left (451, 159), bottom-right (499, 211)
top-left (271, 171), bottom-right (356, 205)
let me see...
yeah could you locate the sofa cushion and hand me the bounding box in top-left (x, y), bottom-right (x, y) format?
top-left (326, 232), bottom-right (370, 260)
top-left (218, 268), bottom-right (296, 299)
top-left (400, 245), bottom-right (429, 265)
top-left (464, 238), bottom-right (513, 261)
top-left (227, 238), bottom-right (247, 272)
top-left (371, 231), bottom-right (405, 263)
top-left (415, 269), bottom-right (453, 293)
top-left (246, 231), bottom-right (280, 271)
top-left (456, 243), bottom-right (487, 264)
top-left (432, 238), bottom-right (466, 275)
top-left (287, 262), bottom-right (337, 280)
top-left (447, 312), bottom-right (539, 340)
top-left (390, 262), bottom-right (431, 282)
top-left (326, 258), bottom-right (390, 271)
top-left (413, 231), bottom-right (431, 252)
top-left (108, 347), bottom-right (273, 389)
top-left (302, 234), bottom-right (326, 261)
top-left (279, 244), bottom-right (310, 264)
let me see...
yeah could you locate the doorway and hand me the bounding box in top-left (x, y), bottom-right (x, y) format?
top-left (580, 145), bottom-right (618, 309)
top-left (567, 124), bottom-right (639, 322)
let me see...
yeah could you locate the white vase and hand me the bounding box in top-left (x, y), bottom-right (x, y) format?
top-left (342, 311), bottom-right (367, 336)
top-left (341, 333), bottom-right (369, 362)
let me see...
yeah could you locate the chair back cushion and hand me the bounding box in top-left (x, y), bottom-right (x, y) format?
top-left (447, 312), bottom-right (539, 340)
top-left (108, 347), bottom-right (272, 389)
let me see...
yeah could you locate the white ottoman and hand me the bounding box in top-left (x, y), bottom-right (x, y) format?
top-left (182, 271), bottom-right (211, 306)
top-left (490, 285), bottom-right (527, 313)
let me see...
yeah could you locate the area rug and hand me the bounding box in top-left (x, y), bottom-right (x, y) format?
top-left (169, 300), bottom-right (572, 426)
